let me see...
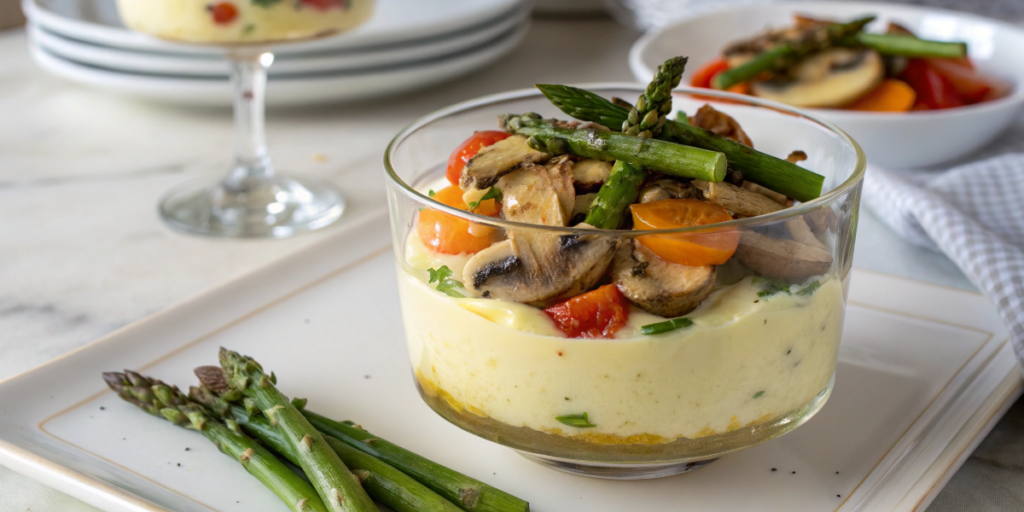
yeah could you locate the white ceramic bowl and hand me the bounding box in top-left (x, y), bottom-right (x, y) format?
top-left (630, 1), bottom-right (1024, 168)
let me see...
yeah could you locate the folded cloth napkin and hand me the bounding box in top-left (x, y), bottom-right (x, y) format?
top-left (863, 154), bottom-right (1024, 365)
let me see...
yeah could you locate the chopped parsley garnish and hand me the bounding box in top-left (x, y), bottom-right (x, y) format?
top-left (754, 277), bottom-right (821, 298)
top-left (427, 266), bottom-right (465, 298)
top-left (556, 412), bottom-right (596, 428)
top-left (241, 24), bottom-right (255, 36)
top-left (756, 280), bottom-right (791, 298)
top-left (468, 187), bottom-right (502, 210)
top-left (428, 189), bottom-right (436, 197)
top-left (752, 391), bottom-right (765, 399)
top-left (250, 0), bottom-right (282, 6)
top-left (796, 280), bottom-right (821, 296)
top-left (641, 317), bottom-right (694, 335)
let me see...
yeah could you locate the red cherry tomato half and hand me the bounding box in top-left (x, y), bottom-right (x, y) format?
top-left (691, 59), bottom-right (731, 89)
top-left (543, 285), bottom-right (630, 339)
top-left (298, 0), bottom-right (345, 10)
top-left (900, 59), bottom-right (963, 110)
top-left (445, 131), bottom-right (512, 185)
top-left (208, 2), bottom-right (239, 24)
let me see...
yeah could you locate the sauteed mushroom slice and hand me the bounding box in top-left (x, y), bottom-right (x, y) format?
top-left (734, 231), bottom-right (833, 278)
top-left (464, 158), bottom-right (615, 304)
top-left (639, 178), bottom-right (700, 203)
top-left (460, 135), bottom-right (552, 191)
top-left (690, 104), bottom-right (754, 147)
top-left (751, 48), bottom-right (884, 108)
top-left (612, 240), bottom-right (717, 317)
top-left (571, 159), bottom-right (613, 192)
top-left (496, 156), bottom-right (575, 227)
top-left (463, 231), bottom-right (617, 304)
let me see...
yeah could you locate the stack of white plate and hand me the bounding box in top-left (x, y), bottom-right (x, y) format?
top-left (22, 0), bottom-right (531, 106)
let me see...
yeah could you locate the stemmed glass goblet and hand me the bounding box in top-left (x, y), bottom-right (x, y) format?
top-left (117, 0), bottom-right (375, 237)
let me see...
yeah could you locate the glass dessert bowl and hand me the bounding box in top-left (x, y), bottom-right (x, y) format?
top-left (384, 84), bottom-right (864, 479)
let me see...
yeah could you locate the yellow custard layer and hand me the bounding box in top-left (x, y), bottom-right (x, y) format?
top-left (117, 0), bottom-right (374, 43)
top-left (398, 231), bottom-right (845, 442)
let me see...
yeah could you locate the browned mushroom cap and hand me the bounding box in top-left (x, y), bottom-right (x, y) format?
top-left (463, 158), bottom-right (617, 304)
top-left (690, 105), bottom-right (754, 148)
top-left (460, 135), bottom-right (551, 191)
top-left (612, 240), bottom-right (716, 317)
top-left (463, 231), bottom-right (617, 305)
top-left (750, 48), bottom-right (884, 108)
top-left (734, 232), bottom-right (833, 279)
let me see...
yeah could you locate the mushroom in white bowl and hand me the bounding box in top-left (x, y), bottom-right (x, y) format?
top-left (630, 1), bottom-right (1024, 168)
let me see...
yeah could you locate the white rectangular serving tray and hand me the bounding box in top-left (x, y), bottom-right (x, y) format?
top-left (0, 210), bottom-right (1019, 512)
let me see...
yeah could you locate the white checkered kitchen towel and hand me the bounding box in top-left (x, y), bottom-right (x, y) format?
top-left (863, 154), bottom-right (1024, 366)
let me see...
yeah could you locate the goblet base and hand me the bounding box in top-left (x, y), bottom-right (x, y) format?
top-left (516, 452), bottom-right (717, 480)
top-left (159, 174), bottom-right (344, 238)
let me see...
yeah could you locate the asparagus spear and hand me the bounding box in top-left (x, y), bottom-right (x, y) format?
top-left (712, 16), bottom-right (876, 90)
top-left (853, 33), bottom-right (967, 58)
top-left (301, 410), bottom-right (529, 512)
top-left (536, 84), bottom-right (824, 202)
top-left (581, 56), bottom-right (687, 229)
top-left (102, 371), bottom-right (328, 512)
top-left (218, 348), bottom-right (376, 512)
top-left (195, 368), bottom-right (530, 512)
top-left (506, 114), bottom-right (726, 183)
top-left (190, 385), bottom-right (463, 512)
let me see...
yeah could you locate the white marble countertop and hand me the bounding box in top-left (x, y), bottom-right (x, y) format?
top-left (0, 15), bottom-right (1018, 512)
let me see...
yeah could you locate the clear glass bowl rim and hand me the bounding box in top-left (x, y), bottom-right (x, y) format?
top-left (383, 83), bottom-right (867, 237)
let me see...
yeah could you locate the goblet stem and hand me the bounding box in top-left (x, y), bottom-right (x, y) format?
top-left (157, 48), bottom-right (344, 238)
top-left (226, 49), bottom-right (274, 187)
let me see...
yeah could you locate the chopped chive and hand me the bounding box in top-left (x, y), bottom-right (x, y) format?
top-left (641, 317), bottom-right (694, 335)
top-left (753, 391), bottom-right (765, 399)
top-left (556, 412), bottom-right (596, 428)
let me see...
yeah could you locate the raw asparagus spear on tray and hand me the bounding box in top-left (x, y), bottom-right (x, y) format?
top-left (195, 363), bottom-right (530, 512)
top-left (218, 348), bottom-right (377, 512)
top-left (536, 82), bottom-right (825, 202)
top-left (103, 371), bottom-right (329, 512)
top-left (189, 380), bottom-right (464, 512)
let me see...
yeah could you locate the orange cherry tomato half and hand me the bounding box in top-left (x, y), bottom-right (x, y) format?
top-left (630, 199), bottom-right (741, 267)
top-left (847, 79), bottom-right (916, 112)
top-left (417, 186), bottom-right (500, 255)
top-left (445, 131), bottom-right (512, 185)
top-left (543, 284), bottom-right (630, 339)
top-left (209, 2), bottom-right (239, 24)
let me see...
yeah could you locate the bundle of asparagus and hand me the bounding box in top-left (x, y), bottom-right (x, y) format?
top-left (103, 348), bottom-right (529, 512)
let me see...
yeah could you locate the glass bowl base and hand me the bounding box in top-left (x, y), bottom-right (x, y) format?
top-left (516, 452), bottom-right (717, 480)
top-left (159, 174), bottom-right (344, 238)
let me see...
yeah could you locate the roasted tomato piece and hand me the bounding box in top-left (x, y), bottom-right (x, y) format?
top-left (544, 284), bottom-right (630, 339)
top-left (630, 199), bottom-right (740, 267)
top-left (417, 186), bottom-right (499, 255)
